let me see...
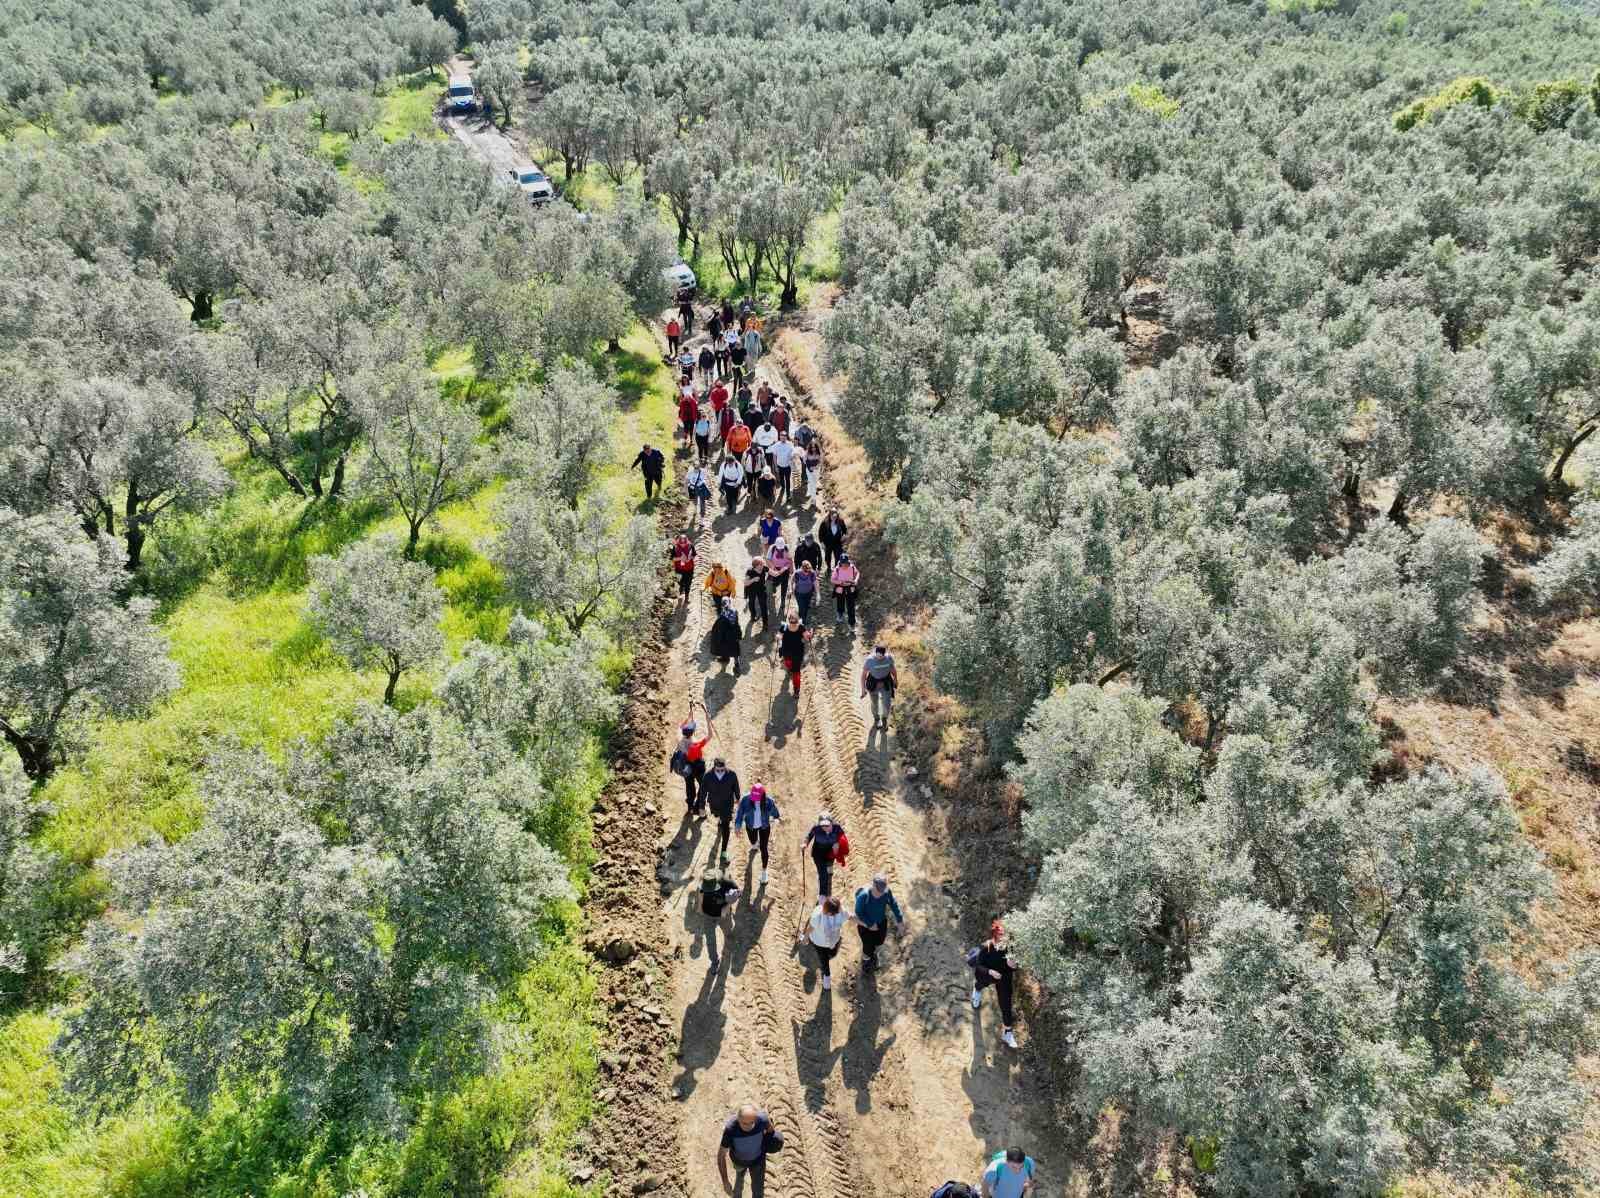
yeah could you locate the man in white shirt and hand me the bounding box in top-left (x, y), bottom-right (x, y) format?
top-left (718, 456), bottom-right (745, 514)
top-left (770, 432), bottom-right (795, 503)
top-left (752, 419), bottom-right (779, 468)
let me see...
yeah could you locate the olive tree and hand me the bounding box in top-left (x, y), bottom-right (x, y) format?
top-left (306, 538), bottom-right (445, 704)
top-left (55, 704), bottom-right (573, 1128)
top-left (0, 761), bottom-right (59, 998)
top-left (501, 365), bottom-right (616, 506)
top-left (0, 507), bottom-right (178, 780)
top-left (355, 366), bottom-right (482, 558)
top-left (492, 486), bottom-right (657, 637)
top-left (1534, 486), bottom-right (1600, 605)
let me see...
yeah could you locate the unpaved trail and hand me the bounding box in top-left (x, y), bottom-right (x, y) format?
top-left (653, 335), bottom-right (1066, 1198)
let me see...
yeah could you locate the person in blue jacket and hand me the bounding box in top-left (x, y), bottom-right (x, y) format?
top-left (853, 873), bottom-right (904, 972)
top-left (733, 783), bottom-right (782, 886)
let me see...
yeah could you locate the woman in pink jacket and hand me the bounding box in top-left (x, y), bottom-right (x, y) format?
top-left (830, 553), bottom-right (860, 630)
top-left (767, 536), bottom-right (794, 615)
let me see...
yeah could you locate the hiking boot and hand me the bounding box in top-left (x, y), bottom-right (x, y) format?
top-left (760, 869), bottom-right (770, 885)
top-left (862, 956), bottom-right (876, 971)
top-left (1003, 1029), bottom-right (1018, 1049)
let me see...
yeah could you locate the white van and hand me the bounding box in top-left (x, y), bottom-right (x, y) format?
top-left (509, 164), bottom-right (555, 204)
top-left (446, 75), bottom-right (479, 115)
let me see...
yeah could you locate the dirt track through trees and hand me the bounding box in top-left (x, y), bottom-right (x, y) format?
top-left (652, 338), bottom-right (1063, 1198)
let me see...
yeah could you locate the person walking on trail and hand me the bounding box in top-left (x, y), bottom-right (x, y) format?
top-left (796, 894), bottom-right (854, 992)
top-left (678, 391), bottom-right (699, 444)
top-left (704, 560), bottom-right (737, 612)
top-left (729, 337), bottom-right (747, 384)
top-left (744, 323), bottom-right (763, 369)
top-left (717, 400), bottom-right (738, 446)
top-left (734, 783), bottom-right (782, 885)
top-left (743, 445), bottom-right (766, 501)
top-left (670, 533), bottom-right (697, 603)
top-left (676, 286), bottom-right (695, 333)
top-left (831, 553), bottom-right (861, 629)
top-left (693, 410), bottom-right (713, 463)
top-left (777, 610), bottom-right (812, 695)
top-left (771, 402), bottom-right (790, 436)
top-left (819, 508), bottom-right (848, 570)
top-left (792, 413), bottom-right (813, 450)
top-left (698, 341), bottom-right (717, 383)
top-left (699, 856), bottom-right (742, 973)
top-left (686, 462), bottom-right (712, 522)
top-left (854, 873), bottom-right (903, 972)
top-left (714, 330), bottom-right (731, 378)
top-left (666, 315), bottom-right (682, 356)
top-left (671, 705), bottom-right (713, 815)
top-left (631, 443), bottom-right (665, 500)
top-left (794, 530), bottom-right (822, 574)
top-left (707, 309), bottom-right (723, 346)
top-left (970, 921), bottom-right (1021, 1050)
top-left (801, 811), bottom-right (849, 897)
top-left (718, 456), bottom-right (745, 515)
top-left (755, 465), bottom-right (777, 506)
top-left (772, 431), bottom-right (795, 503)
top-left (711, 599), bottom-right (743, 672)
top-left (677, 346), bottom-right (696, 379)
top-left (744, 556), bottom-right (771, 633)
top-left (982, 1148), bottom-right (1037, 1198)
top-left (719, 1105), bottom-right (782, 1198)
top-left (861, 643), bottom-right (897, 728)
top-left (804, 440), bottom-right (822, 505)
top-left (702, 757), bottom-right (741, 859)
top-left (726, 417), bottom-right (753, 459)
top-left (793, 560), bottom-right (820, 625)
top-left (758, 509), bottom-right (782, 549)
top-left (767, 538), bottom-right (793, 614)
top-left (753, 417), bottom-right (779, 465)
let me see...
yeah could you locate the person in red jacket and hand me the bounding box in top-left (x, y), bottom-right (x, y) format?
top-left (709, 379), bottom-right (730, 415)
top-left (669, 534), bottom-right (697, 603)
top-left (666, 316), bottom-right (682, 356)
top-left (678, 393), bottom-right (699, 443)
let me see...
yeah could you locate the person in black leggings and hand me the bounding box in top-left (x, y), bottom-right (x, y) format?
top-left (802, 813), bottom-right (845, 897)
top-left (702, 759), bottom-right (741, 859)
top-left (970, 919), bottom-right (1020, 1049)
top-left (734, 783), bottom-right (782, 886)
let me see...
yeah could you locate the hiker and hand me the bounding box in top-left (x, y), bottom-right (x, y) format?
top-left (734, 782), bottom-right (782, 885)
top-left (709, 377), bottom-right (730, 415)
top-left (713, 328), bottom-right (730, 376)
top-left (931, 1183), bottom-right (980, 1198)
top-left (777, 611), bottom-right (812, 695)
top-left (981, 1148), bottom-right (1037, 1198)
top-left (719, 1105), bottom-right (781, 1198)
top-left (744, 323), bottom-right (763, 369)
top-left (793, 560), bottom-right (820, 624)
top-left (704, 560), bottom-right (737, 612)
top-left (792, 413), bottom-right (813, 450)
top-left (676, 285), bottom-right (695, 332)
top-left (772, 431), bottom-right (795, 503)
top-left (718, 456), bottom-right (745, 514)
top-left (729, 336), bottom-right (747, 384)
top-left (770, 402), bottom-right (790, 436)
top-left (698, 857), bottom-right (741, 973)
top-left (970, 921), bottom-right (1021, 1050)
top-left (726, 416), bottom-right (753, 459)
top-left (753, 417), bottom-right (779, 465)
top-left (678, 391), bottom-right (699, 444)
top-left (707, 308), bottom-right (723, 342)
top-left (819, 509), bottom-right (848, 570)
top-left (743, 444), bottom-right (766, 500)
top-left (669, 533), bottom-right (697, 603)
top-left (717, 400), bottom-right (738, 445)
top-left (686, 462), bottom-right (711, 521)
top-left (711, 599), bottom-right (743, 672)
top-left (744, 556), bottom-right (771, 632)
top-left (698, 341), bottom-right (716, 383)
top-left (767, 537), bottom-right (793, 613)
top-left (804, 440), bottom-right (821, 504)
top-left (802, 811), bottom-right (848, 897)
top-left (794, 530), bottom-right (822, 573)
top-left (796, 893), bottom-right (853, 992)
top-left (830, 553), bottom-right (861, 629)
top-left (854, 873), bottom-right (904, 972)
top-left (671, 705), bottom-right (712, 815)
top-left (758, 509), bottom-right (782, 549)
top-left (721, 298), bottom-right (736, 328)
top-left (666, 315), bottom-right (682, 356)
top-left (677, 345), bottom-right (696, 378)
top-left (755, 465), bottom-right (777, 506)
top-left (860, 643), bottom-right (897, 728)
top-left (702, 757), bottom-right (741, 859)
top-left (631, 443), bottom-right (665, 500)
top-left (694, 409), bottom-right (713, 463)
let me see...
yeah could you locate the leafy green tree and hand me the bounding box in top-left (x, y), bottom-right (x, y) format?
top-left (501, 364), bottom-right (616, 506)
top-left (0, 508), bottom-right (177, 780)
top-left (306, 538), bottom-right (445, 705)
top-left (0, 760), bottom-right (60, 999)
top-left (56, 704), bottom-right (573, 1127)
top-left (474, 40), bottom-right (521, 129)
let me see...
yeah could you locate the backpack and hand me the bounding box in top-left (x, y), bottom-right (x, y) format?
top-left (719, 605), bottom-right (739, 625)
top-left (931, 1185), bottom-right (978, 1198)
top-left (832, 830), bottom-right (850, 865)
top-left (669, 747), bottom-right (692, 777)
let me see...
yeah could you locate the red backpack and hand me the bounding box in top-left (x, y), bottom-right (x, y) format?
top-left (832, 831), bottom-right (850, 865)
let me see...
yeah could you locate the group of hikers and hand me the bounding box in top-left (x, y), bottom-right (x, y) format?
top-left (655, 296), bottom-right (1028, 1197)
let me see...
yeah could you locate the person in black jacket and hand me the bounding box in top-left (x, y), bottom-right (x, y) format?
top-left (701, 758), bottom-right (742, 859)
top-left (631, 443), bottom-right (665, 500)
top-left (776, 611), bottom-right (811, 696)
top-left (744, 557), bottom-right (771, 632)
top-left (970, 920), bottom-right (1020, 1050)
top-left (793, 530), bottom-right (822, 574)
top-left (819, 508), bottom-right (848, 570)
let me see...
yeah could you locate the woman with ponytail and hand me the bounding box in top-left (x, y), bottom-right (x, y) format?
top-left (967, 920), bottom-right (1020, 1049)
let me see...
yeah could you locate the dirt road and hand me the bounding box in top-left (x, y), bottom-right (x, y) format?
top-left (651, 342), bottom-right (1062, 1198)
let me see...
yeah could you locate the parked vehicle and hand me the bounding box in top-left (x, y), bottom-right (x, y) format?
top-left (664, 259), bottom-right (697, 290)
top-left (509, 165), bottom-right (555, 204)
top-left (446, 75), bottom-right (480, 115)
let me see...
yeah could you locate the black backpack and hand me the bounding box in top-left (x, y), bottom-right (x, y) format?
top-left (931, 1184), bottom-right (976, 1198)
top-left (669, 747), bottom-right (692, 777)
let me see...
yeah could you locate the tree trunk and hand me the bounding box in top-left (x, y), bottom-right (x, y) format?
top-left (384, 666), bottom-right (401, 706)
top-left (1550, 423), bottom-right (1598, 486)
top-left (1387, 488), bottom-right (1409, 523)
top-left (189, 291), bottom-right (215, 323)
top-left (329, 454), bottom-right (347, 498)
top-left (404, 520), bottom-right (422, 560)
top-left (1, 724), bottom-right (54, 781)
top-left (126, 524), bottom-right (147, 573)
